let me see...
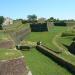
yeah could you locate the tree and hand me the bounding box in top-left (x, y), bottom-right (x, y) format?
top-left (0, 16), bottom-right (4, 24)
top-left (47, 17), bottom-right (56, 22)
top-left (0, 16), bottom-right (4, 30)
top-left (38, 17), bottom-right (46, 23)
top-left (27, 14), bottom-right (37, 23)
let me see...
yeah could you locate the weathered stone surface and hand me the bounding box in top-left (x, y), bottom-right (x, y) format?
top-left (0, 58), bottom-right (28, 75)
top-left (0, 41), bottom-right (14, 49)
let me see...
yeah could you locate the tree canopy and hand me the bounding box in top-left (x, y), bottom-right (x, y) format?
top-left (0, 16), bottom-right (4, 30)
top-left (0, 16), bottom-right (4, 24)
top-left (27, 14), bottom-right (37, 23)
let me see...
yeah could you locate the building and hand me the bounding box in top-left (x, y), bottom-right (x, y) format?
top-left (3, 17), bottom-right (13, 26)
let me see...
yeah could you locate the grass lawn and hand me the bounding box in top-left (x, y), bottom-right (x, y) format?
top-left (0, 31), bottom-right (10, 42)
top-left (0, 49), bottom-right (22, 60)
top-left (21, 48), bottom-right (72, 75)
top-left (59, 36), bottom-right (74, 46)
top-left (24, 26), bottom-right (66, 52)
top-left (23, 26), bottom-right (75, 65)
top-left (57, 35), bottom-right (75, 65)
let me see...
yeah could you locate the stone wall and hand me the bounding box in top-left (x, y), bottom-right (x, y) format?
top-left (47, 22), bottom-right (54, 26)
top-left (8, 28), bottom-right (31, 45)
top-left (47, 22), bottom-right (75, 27)
top-left (30, 23), bottom-right (48, 32)
top-left (66, 22), bottom-right (75, 27)
top-left (0, 41), bottom-right (14, 49)
top-left (36, 45), bottom-right (75, 74)
top-left (0, 57), bottom-right (28, 75)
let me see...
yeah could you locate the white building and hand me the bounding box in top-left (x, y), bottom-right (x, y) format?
top-left (3, 17), bottom-right (13, 26)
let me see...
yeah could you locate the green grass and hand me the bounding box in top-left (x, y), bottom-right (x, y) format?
top-left (21, 48), bottom-right (72, 75)
top-left (24, 26), bottom-right (66, 52)
top-left (0, 25), bottom-right (74, 75)
top-left (59, 36), bottom-right (74, 46)
top-left (0, 30), bottom-right (23, 60)
top-left (0, 49), bottom-right (22, 60)
top-left (13, 23), bottom-right (29, 32)
top-left (23, 26), bottom-right (75, 65)
top-left (57, 36), bottom-right (75, 65)
top-left (0, 31), bottom-right (10, 42)
top-left (4, 22), bottom-right (30, 31)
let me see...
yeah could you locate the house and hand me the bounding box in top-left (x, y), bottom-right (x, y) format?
top-left (3, 17), bottom-right (13, 26)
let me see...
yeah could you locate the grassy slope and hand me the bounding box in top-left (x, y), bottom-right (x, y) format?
top-left (0, 31), bottom-right (11, 42)
top-left (0, 23), bottom-right (74, 75)
top-left (21, 48), bottom-right (72, 75)
top-left (58, 36), bottom-right (73, 46)
top-left (0, 49), bottom-right (22, 60)
top-left (57, 36), bottom-right (75, 64)
top-left (5, 22), bottom-right (30, 31)
top-left (0, 23), bottom-right (25, 60)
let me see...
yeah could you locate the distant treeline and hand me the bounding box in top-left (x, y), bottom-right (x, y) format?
top-left (17, 15), bottom-right (75, 24)
top-left (15, 15), bottom-right (75, 27)
top-left (0, 15), bottom-right (75, 30)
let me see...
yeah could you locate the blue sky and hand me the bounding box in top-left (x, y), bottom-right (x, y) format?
top-left (0, 0), bottom-right (75, 19)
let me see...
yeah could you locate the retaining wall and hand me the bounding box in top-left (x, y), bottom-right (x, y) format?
top-left (66, 22), bottom-right (75, 27)
top-left (47, 22), bottom-right (75, 27)
top-left (8, 28), bottom-right (31, 45)
top-left (15, 28), bottom-right (31, 40)
top-left (0, 41), bottom-right (14, 49)
top-left (30, 23), bottom-right (48, 32)
top-left (36, 45), bottom-right (75, 74)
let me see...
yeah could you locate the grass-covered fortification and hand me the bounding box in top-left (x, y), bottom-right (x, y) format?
top-left (0, 19), bottom-right (75, 75)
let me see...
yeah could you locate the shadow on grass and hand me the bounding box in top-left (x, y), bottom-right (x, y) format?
top-left (36, 46), bottom-right (75, 75)
top-left (63, 42), bottom-right (75, 55)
